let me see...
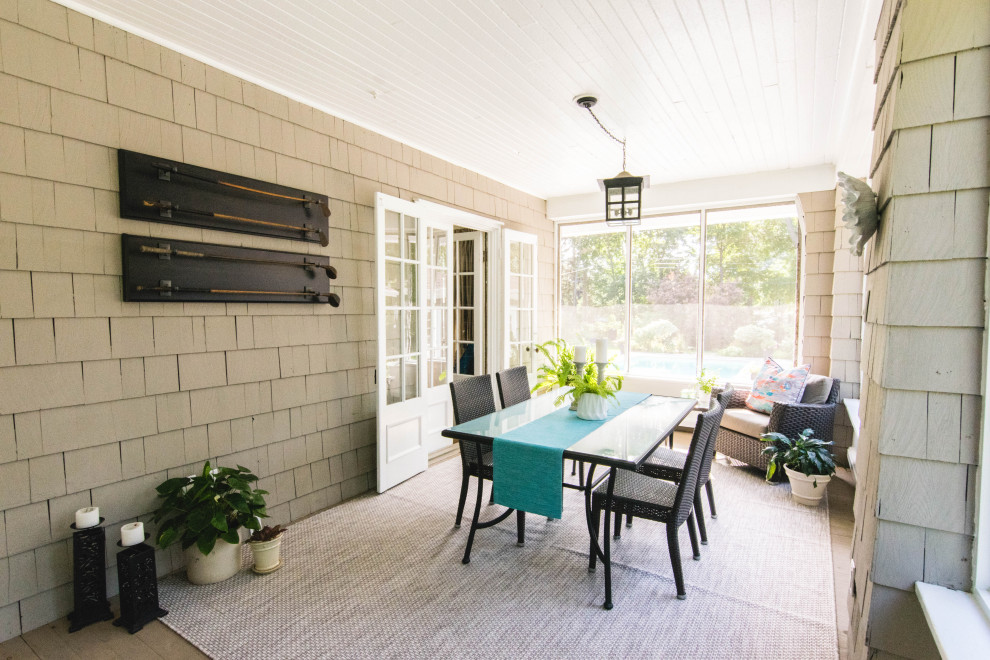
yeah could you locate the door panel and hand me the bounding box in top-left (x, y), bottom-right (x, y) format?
top-left (504, 229), bottom-right (538, 373)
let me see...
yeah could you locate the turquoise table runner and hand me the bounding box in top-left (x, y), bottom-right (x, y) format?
top-left (492, 391), bottom-right (651, 518)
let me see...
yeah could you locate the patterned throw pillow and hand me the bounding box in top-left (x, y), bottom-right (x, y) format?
top-left (745, 358), bottom-right (811, 414)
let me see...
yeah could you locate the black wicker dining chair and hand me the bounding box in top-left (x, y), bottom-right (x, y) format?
top-left (495, 366), bottom-right (531, 408)
top-left (449, 374), bottom-right (498, 528)
top-left (616, 391), bottom-right (728, 545)
top-left (589, 397), bottom-right (725, 602)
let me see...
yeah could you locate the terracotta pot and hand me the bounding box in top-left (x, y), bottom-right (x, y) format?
top-left (784, 465), bottom-right (832, 506)
top-left (184, 538), bottom-right (242, 584)
top-left (249, 535), bottom-right (284, 574)
top-left (576, 394), bottom-right (608, 420)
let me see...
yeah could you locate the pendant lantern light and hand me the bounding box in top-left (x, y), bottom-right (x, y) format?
top-left (576, 96), bottom-right (646, 226)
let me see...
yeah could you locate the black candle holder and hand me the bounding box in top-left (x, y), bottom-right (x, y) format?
top-left (68, 519), bottom-right (114, 632)
top-left (113, 536), bottom-right (168, 634)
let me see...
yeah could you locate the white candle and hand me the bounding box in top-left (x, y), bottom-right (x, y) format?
top-left (120, 522), bottom-right (145, 546)
top-left (573, 345), bottom-right (586, 363)
top-left (596, 338), bottom-right (608, 362)
top-left (75, 507), bottom-right (99, 529)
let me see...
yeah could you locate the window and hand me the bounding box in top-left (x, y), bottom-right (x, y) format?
top-left (558, 203), bottom-right (799, 384)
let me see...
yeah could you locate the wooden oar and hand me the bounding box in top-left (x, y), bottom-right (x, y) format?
top-left (143, 200), bottom-right (329, 247)
top-left (153, 162), bottom-right (331, 218)
top-left (136, 283), bottom-right (340, 307)
top-left (138, 244), bottom-right (337, 279)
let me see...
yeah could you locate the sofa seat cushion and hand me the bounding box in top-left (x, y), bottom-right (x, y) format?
top-left (720, 407), bottom-right (771, 439)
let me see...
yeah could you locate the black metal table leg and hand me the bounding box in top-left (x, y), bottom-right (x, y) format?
top-left (602, 466), bottom-right (616, 610)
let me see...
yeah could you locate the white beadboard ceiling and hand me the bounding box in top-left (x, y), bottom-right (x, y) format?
top-left (58, 0), bottom-right (879, 199)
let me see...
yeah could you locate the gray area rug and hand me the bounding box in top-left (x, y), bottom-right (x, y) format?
top-left (159, 457), bottom-right (837, 659)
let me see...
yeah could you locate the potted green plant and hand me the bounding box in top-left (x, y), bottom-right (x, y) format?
top-left (532, 339), bottom-right (591, 408)
top-left (152, 461), bottom-right (268, 584)
top-left (571, 366), bottom-right (623, 421)
top-left (695, 369), bottom-right (718, 408)
top-left (248, 524), bottom-right (285, 574)
top-left (761, 428), bottom-right (836, 506)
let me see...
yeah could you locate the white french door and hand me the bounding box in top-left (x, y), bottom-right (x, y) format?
top-left (375, 194), bottom-right (453, 492)
top-left (504, 229), bottom-right (538, 372)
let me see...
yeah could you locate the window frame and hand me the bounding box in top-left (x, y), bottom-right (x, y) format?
top-left (555, 200), bottom-right (801, 388)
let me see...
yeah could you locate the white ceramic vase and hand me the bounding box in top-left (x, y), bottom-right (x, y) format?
top-left (184, 538), bottom-right (242, 584)
top-left (249, 535), bottom-right (284, 574)
top-left (784, 465), bottom-right (832, 506)
top-left (576, 393), bottom-right (608, 421)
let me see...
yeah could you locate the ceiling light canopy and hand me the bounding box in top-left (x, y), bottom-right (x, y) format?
top-left (576, 96), bottom-right (647, 226)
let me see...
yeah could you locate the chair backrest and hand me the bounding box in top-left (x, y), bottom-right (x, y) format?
top-left (449, 374), bottom-right (496, 425)
top-left (697, 392), bottom-right (728, 487)
top-left (672, 396), bottom-right (726, 525)
top-left (495, 366), bottom-right (531, 409)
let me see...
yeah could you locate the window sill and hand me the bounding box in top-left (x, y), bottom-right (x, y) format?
top-left (915, 582), bottom-right (990, 659)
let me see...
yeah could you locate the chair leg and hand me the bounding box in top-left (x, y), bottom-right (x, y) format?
top-left (588, 503), bottom-right (601, 572)
top-left (694, 491), bottom-right (708, 545)
top-left (454, 467), bottom-right (470, 528)
top-left (705, 480), bottom-right (717, 519)
top-left (571, 459), bottom-right (577, 476)
top-left (462, 472), bottom-right (487, 564)
top-left (613, 510), bottom-right (622, 539)
top-left (516, 510), bottom-right (526, 547)
top-left (489, 484), bottom-right (494, 505)
top-left (625, 514), bottom-right (633, 528)
top-left (686, 513), bottom-right (701, 560)
top-left (578, 461), bottom-right (585, 488)
top-left (603, 496), bottom-right (613, 610)
top-left (666, 523), bottom-right (687, 599)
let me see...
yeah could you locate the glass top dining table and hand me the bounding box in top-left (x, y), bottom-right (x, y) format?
top-left (441, 391), bottom-right (698, 469)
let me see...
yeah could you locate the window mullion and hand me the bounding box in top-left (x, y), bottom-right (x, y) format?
top-left (625, 226), bottom-right (632, 374)
top-left (697, 208), bottom-right (707, 377)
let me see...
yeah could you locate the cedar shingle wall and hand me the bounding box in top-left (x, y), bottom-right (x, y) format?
top-left (849, 1), bottom-right (990, 658)
top-left (0, 0), bottom-right (553, 640)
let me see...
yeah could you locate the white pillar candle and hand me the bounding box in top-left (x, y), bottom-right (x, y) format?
top-left (120, 522), bottom-right (145, 546)
top-left (573, 345), bottom-right (586, 363)
top-left (596, 338), bottom-right (608, 361)
top-left (75, 506), bottom-right (99, 529)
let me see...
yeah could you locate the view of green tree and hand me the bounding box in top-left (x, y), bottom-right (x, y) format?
top-left (559, 210), bottom-right (798, 381)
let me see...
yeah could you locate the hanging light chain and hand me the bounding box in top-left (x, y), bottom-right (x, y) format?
top-left (583, 106), bottom-right (627, 171)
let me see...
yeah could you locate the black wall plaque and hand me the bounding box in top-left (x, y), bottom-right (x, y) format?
top-left (118, 150), bottom-right (330, 245)
top-left (121, 234), bottom-right (339, 305)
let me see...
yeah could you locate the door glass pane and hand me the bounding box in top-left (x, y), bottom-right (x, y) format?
top-left (520, 277), bottom-right (533, 308)
top-left (521, 310), bottom-right (532, 342)
top-left (459, 275), bottom-right (473, 306)
top-left (385, 261), bottom-right (400, 306)
top-left (559, 224), bottom-right (627, 368)
top-left (509, 310), bottom-right (519, 342)
top-left (403, 263), bottom-right (417, 305)
top-left (385, 211), bottom-right (400, 258)
top-left (403, 355), bottom-right (419, 399)
top-left (403, 215), bottom-right (418, 260)
top-left (509, 343), bottom-right (520, 368)
top-left (458, 240), bottom-right (473, 271)
top-left (509, 275), bottom-right (520, 307)
top-left (403, 310), bottom-right (418, 354)
top-left (521, 244), bottom-right (533, 274)
top-left (385, 309), bottom-right (400, 356)
top-left (510, 241), bottom-right (520, 273)
top-left (628, 213), bottom-right (701, 378)
top-left (386, 358), bottom-right (401, 404)
top-left (703, 206), bottom-right (799, 383)
top-left (459, 310), bottom-right (473, 340)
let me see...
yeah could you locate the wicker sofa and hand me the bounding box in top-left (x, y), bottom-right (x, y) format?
top-left (711, 376), bottom-right (841, 475)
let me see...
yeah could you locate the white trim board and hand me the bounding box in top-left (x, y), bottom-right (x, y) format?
top-left (546, 164), bottom-right (838, 222)
top-left (915, 581), bottom-right (990, 659)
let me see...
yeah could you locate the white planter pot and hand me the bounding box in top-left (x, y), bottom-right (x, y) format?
top-left (576, 394), bottom-right (609, 421)
top-left (784, 465), bottom-right (832, 506)
top-left (184, 538), bottom-right (242, 584)
top-left (249, 535), bottom-right (284, 574)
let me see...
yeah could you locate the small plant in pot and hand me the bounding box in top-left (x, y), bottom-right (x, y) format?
top-left (532, 339), bottom-right (594, 409)
top-left (570, 365), bottom-right (623, 421)
top-left (761, 428), bottom-right (836, 506)
top-left (152, 461), bottom-right (267, 584)
top-left (248, 524), bottom-right (285, 574)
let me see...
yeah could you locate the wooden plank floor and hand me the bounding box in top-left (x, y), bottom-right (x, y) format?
top-left (2, 444), bottom-right (856, 660)
top-left (0, 598), bottom-right (206, 660)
